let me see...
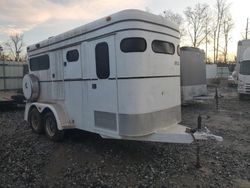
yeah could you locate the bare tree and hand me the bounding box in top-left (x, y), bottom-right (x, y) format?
top-left (240, 18), bottom-right (250, 40)
top-left (162, 10), bottom-right (183, 26)
top-left (163, 10), bottom-right (185, 38)
top-left (5, 34), bottom-right (24, 62)
top-left (184, 3), bottom-right (210, 48)
top-left (204, 10), bottom-right (213, 62)
top-left (222, 13), bottom-right (234, 63)
top-left (162, 10), bottom-right (185, 39)
top-left (213, 0), bottom-right (230, 62)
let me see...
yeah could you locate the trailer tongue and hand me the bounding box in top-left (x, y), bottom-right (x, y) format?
top-left (102, 120), bottom-right (223, 143)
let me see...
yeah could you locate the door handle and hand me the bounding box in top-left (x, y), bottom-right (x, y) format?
top-left (92, 84), bottom-right (97, 89)
top-left (64, 62), bottom-right (67, 66)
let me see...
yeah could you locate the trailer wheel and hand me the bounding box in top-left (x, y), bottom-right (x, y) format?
top-left (44, 111), bottom-right (64, 141)
top-left (29, 107), bottom-right (43, 134)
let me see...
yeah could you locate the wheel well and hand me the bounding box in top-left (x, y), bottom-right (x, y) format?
top-left (28, 105), bottom-right (38, 122)
top-left (28, 106), bottom-right (53, 122)
top-left (41, 107), bottom-right (52, 116)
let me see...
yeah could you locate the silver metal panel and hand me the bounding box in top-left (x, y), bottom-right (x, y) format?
top-left (94, 111), bottom-right (117, 131)
top-left (0, 61), bottom-right (27, 90)
top-left (0, 66), bottom-right (3, 77)
top-left (102, 123), bottom-right (194, 144)
top-left (6, 79), bottom-right (22, 90)
top-left (119, 105), bottom-right (181, 136)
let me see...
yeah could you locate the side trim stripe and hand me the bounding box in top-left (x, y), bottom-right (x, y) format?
top-left (39, 75), bottom-right (180, 83)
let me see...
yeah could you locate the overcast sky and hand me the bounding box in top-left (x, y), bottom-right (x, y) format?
top-left (0, 0), bottom-right (249, 56)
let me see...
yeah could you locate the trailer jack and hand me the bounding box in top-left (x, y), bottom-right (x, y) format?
top-left (192, 115), bottom-right (223, 168)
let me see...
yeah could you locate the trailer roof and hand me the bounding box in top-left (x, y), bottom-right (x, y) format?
top-left (238, 39), bottom-right (250, 46)
top-left (180, 46), bottom-right (205, 54)
top-left (27, 9), bottom-right (179, 52)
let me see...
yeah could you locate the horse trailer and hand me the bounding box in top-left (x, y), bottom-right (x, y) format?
top-left (23, 9), bottom-right (222, 143)
top-left (180, 47), bottom-right (207, 102)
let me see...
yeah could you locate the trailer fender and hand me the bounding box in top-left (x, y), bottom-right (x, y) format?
top-left (25, 102), bottom-right (74, 130)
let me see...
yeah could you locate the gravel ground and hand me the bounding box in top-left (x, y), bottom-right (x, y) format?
top-left (0, 85), bottom-right (250, 188)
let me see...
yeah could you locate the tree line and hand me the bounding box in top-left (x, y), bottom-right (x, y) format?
top-left (161, 0), bottom-right (234, 64)
top-left (0, 0), bottom-right (238, 63)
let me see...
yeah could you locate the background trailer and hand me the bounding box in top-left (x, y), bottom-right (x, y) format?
top-left (180, 47), bottom-right (207, 102)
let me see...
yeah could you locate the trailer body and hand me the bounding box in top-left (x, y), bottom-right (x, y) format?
top-left (23, 10), bottom-right (222, 143)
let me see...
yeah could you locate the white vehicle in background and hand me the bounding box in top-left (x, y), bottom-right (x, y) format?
top-left (22, 9), bottom-right (222, 144)
top-left (228, 70), bottom-right (237, 87)
top-left (236, 40), bottom-right (250, 99)
top-left (238, 48), bottom-right (250, 99)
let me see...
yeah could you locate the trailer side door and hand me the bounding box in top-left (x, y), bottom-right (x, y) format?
top-left (85, 35), bottom-right (118, 136)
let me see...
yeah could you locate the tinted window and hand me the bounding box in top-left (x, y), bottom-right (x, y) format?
top-left (95, 42), bottom-right (110, 79)
top-left (240, 61), bottom-right (250, 75)
top-left (66, 49), bottom-right (79, 62)
top-left (152, 40), bottom-right (175, 54)
top-left (120, 37), bottom-right (146, 52)
top-left (30, 54), bottom-right (50, 71)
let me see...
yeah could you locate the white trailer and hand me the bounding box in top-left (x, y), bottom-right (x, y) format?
top-left (23, 9), bottom-right (222, 143)
top-left (236, 40), bottom-right (250, 99)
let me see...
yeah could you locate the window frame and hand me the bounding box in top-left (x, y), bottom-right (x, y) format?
top-left (151, 40), bottom-right (175, 55)
top-left (29, 54), bottom-right (50, 71)
top-left (120, 37), bottom-right (147, 53)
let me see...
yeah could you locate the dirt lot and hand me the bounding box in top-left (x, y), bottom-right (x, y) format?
top-left (0, 85), bottom-right (250, 188)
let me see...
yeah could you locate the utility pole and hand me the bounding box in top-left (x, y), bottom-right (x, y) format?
top-left (214, 30), bottom-right (216, 63)
top-left (246, 18), bottom-right (249, 39)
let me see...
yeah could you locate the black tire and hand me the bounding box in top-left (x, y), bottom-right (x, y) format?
top-left (29, 107), bottom-right (44, 134)
top-left (44, 111), bottom-right (64, 141)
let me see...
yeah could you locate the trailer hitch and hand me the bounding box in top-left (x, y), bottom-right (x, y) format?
top-left (191, 115), bottom-right (223, 168)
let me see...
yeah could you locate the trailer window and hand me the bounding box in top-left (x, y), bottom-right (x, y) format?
top-left (120, 37), bottom-right (146, 53)
top-left (177, 45), bottom-right (180, 56)
top-left (152, 40), bottom-right (175, 55)
top-left (66, 49), bottom-right (79, 62)
top-left (95, 42), bottom-right (110, 79)
top-left (30, 54), bottom-right (50, 71)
